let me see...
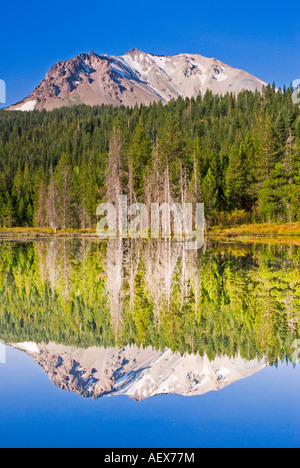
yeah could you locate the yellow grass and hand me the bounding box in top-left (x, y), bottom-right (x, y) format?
top-left (0, 227), bottom-right (98, 238)
top-left (210, 222), bottom-right (300, 237)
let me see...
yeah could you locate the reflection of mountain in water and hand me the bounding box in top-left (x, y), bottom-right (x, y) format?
top-left (12, 342), bottom-right (267, 401)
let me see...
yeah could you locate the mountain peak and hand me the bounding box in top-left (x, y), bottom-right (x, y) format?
top-left (88, 50), bottom-right (98, 58)
top-left (7, 49), bottom-right (267, 112)
top-left (126, 48), bottom-right (145, 56)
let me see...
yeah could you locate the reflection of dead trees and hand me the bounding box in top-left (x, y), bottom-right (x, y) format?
top-left (105, 240), bottom-right (142, 339)
top-left (185, 248), bottom-right (201, 317)
top-left (124, 240), bottom-right (142, 315)
top-left (104, 239), bottom-right (199, 335)
top-left (46, 241), bottom-right (58, 296)
top-left (285, 294), bottom-right (298, 333)
top-left (143, 241), bottom-right (201, 325)
top-left (105, 239), bottom-right (125, 339)
top-left (62, 239), bottom-right (70, 300)
top-left (44, 240), bottom-right (71, 300)
top-left (37, 238), bottom-right (202, 339)
top-left (144, 240), bottom-right (182, 325)
top-left (36, 242), bottom-right (47, 284)
top-left (179, 247), bottom-right (190, 310)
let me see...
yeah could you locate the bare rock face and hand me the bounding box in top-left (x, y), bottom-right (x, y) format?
top-left (8, 49), bottom-right (267, 111)
top-left (11, 342), bottom-right (267, 401)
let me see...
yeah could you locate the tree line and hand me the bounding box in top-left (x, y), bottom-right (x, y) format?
top-left (0, 84), bottom-right (299, 228)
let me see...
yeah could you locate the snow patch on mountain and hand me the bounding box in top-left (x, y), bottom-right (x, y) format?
top-left (14, 100), bottom-right (37, 111)
top-left (16, 342), bottom-right (40, 353)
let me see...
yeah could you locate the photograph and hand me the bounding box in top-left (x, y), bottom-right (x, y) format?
top-left (0, 0), bottom-right (299, 452)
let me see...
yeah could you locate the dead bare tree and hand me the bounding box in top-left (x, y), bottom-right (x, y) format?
top-left (46, 166), bottom-right (58, 231)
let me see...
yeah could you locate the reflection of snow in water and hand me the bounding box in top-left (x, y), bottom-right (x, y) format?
top-left (11, 341), bottom-right (267, 401)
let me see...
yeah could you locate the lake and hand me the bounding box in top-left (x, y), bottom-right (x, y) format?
top-left (0, 238), bottom-right (299, 448)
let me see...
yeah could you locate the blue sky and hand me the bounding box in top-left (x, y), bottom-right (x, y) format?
top-left (0, 0), bottom-right (299, 107)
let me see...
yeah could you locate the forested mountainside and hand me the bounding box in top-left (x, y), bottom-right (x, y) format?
top-left (0, 85), bottom-right (299, 229)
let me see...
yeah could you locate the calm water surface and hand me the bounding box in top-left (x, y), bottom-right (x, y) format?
top-left (0, 239), bottom-right (299, 448)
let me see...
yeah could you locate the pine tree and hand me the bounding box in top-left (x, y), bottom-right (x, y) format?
top-left (201, 168), bottom-right (218, 224)
top-left (46, 166), bottom-right (58, 231)
top-left (105, 124), bottom-right (123, 232)
top-left (159, 116), bottom-right (185, 197)
top-left (226, 146), bottom-right (247, 210)
top-left (255, 115), bottom-right (279, 222)
top-left (131, 122), bottom-right (152, 198)
top-left (55, 153), bottom-right (72, 230)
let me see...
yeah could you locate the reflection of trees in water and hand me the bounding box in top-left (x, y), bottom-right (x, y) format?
top-left (42, 240), bottom-right (70, 300)
top-left (123, 239), bottom-right (141, 315)
top-left (47, 241), bottom-right (59, 296)
top-left (102, 240), bottom-right (201, 330)
top-left (142, 241), bottom-right (202, 325)
top-left (103, 239), bottom-right (197, 332)
top-left (143, 241), bottom-right (181, 323)
top-left (0, 240), bottom-right (299, 363)
top-left (38, 239), bottom-right (203, 330)
top-left (105, 239), bottom-right (124, 339)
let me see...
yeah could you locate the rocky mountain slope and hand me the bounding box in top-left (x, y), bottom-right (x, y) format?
top-left (8, 49), bottom-right (267, 111)
top-left (11, 342), bottom-right (267, 401)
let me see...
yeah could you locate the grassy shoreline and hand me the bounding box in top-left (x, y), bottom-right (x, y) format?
top-left (0, 227), bottom-right (98, 238)
top-left (0, 223), bottom-right (300, 240)
top-left (210, 222), bottom-right (300, 238)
